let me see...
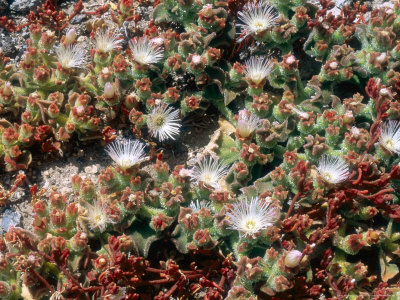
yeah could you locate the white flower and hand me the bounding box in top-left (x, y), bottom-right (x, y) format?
top-left (95, 28), bottom-right (122, 53)
top-left (190, 199), bottom-right (211, 212)
top-left (237, 0), bottom-right (279, 41)
top-left (237, 109), bottom-right (259, 137)
top-left (226, 197), bottom-right (280, 238)
top-left (129, 36), bottom-right (164, 65)
top-left (56, 44), bottom-right (87, 69)
top-left (244, 56), bottom-right (274, 85)
top-left (147, 105), bottom-right (181, 142)
top-left (105, 139), bottom-right (147, 170)
top-left (379, 120), bottom-right (400, 154)
top-left (86, 200), bottom-right (113, 233)
top-left (317, 155), bottom-right (350, 185)
top-left (191, 156), bottom-right (230, 189)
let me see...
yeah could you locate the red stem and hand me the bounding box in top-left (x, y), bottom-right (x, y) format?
top-left (32, 269), bottom-right (55, 294)
top-left (285, 175), bottom-right (305, 218)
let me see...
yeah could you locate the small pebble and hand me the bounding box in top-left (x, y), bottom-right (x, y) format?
top-left (1, 209), bottom-right (21, 233)
top-left (84, 165), bottom-right (98, 174)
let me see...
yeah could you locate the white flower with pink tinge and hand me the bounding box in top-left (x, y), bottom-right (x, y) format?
top-left (106, 139), bottom-right (147, 170)
top-left (147, 105), bottom-right (181, 142)
top-left (237, 0), bottom-right (279, 41)
top-left (130, 36), bottom-right (164, 65)
top-left (86, 200), bottom-right (114, 233)
top-left (237, 110), bottom-right (260, 138)
top-left (244, 56), bottom-right (274, 85)
top-left (190, 156), bottom-right (230, 189)
top-left (226, 197), bottom-right (280, 238)
top-left (94, 28), bottom-right (122, 53)
top-left (317, 155), bottom-right (350, 185)
top-left (56, 44), bottom-right (87, 69)
top-left (379, 120), bottom-right (400, 154)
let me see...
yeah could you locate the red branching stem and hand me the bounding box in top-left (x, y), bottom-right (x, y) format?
top-left (218, 275), bottom-right (226, 289)
top-left (31, 269), bottom-right (55, 293)
top-left (60, 0), bottom-right (83, 31)
top-left (37, 250), bottom-right (83, 291)
top-left (164, 281), bottom-right (179, 299)
top-left (365, 188), bottom-right (394, 200)
top-left (84, 4), bottom-right (110, 16)
top-left (81, 286), bottom-right (102, 292)
top-left (138, 273), bottom-right (203, 286)
top-left (325, 269), bottom-right (345, 300)
top-left (351, 167), bottom-right (363, 185)
top-left (286, 176), bottom-right (305, 218)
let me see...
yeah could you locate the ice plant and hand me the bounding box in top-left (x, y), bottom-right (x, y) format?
top-left (317, 155), bottom-right (350, 185)
top-left (226, 197), bottom-right (280, 238)
top-left (105, 139), bottom-right (147, 170)
top-left (244, 56), bottom-right (274, 85)
top-left (379, 120), bottom-right (400, 154)
top-left (191, 156), bottom-right (230, 189)
top-left (129, 37), bottom-right (164, 65)
top-left (190, 199), bottom-right (211, 212)
top-left (94, 28), bottom-right (123, 53)
top-left (237, 109), bottom-right (260, 138)
top-left (85, 199), bottom-right (112, 233)
top-left (56, 44), bottom-right (87, 69)
top-left (147, 105), bottom-right (181, 142)
top-left (237, 0), bottom-right (279, 41)
top-left (284, 250), bottom-right (303, 268)
top-left (64, 28), bottom-right (76, 44)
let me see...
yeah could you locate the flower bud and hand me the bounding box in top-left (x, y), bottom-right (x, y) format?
top-left (65, 122), bottom-right (75, 134)
top-left (284, 250), bottom-right (302, 268)
top-left (49, 191), bottom-right (66, 209)
top-left (104, 82), bottom-right (116, 99)
top-left (66, 203), bottom-right (79, 220)
top-left (50, 208), bottom-right (66, 227)
top-left (65, 28), bottom-right (76, 44)
top-left (71, 174), bottom-right (82, 192)
top-left (48, 102), bottom-right (60, 119)
top-left (33, 200), bottom-right (47, 216)
top-left (95, 255), bottom-right (109, 270)
top-left (80, 178), bottom-right (96, 201)
top-left (33, 65), bottom-right (51, 83)
top-left (120, 0), bottom-right (133, 14)
top-left (2, 128), bottom-right (18, 146)
top-left (21, 111), bottom-right (33, 123)
top-left (23, 52), bottom-right (33, 65)
top-left (2, 82), bottom-right (12, 97)
top-left (70, 231), bottom-right (88, 251)
top-left (39, 31), bottom-right (56, 50)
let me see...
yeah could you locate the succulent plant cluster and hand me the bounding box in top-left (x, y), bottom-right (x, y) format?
top-left (2, 0), bottom-right (400, 298)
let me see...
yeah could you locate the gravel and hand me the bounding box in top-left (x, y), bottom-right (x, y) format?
top-left (9, 0), bottom-right (42, 13)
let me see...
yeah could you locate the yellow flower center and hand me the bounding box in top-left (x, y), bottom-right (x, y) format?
top-left (202, 173), bottom-right (212, 184)
top-left (245, 219), bottom-right (256, 230)
top-left (252, 20), bottom-right (265, 32)
top-left (322, 172), bottom-right (332, 182)
top-left (384, 138), bottom-right (394, 151)
top-left (154, 115), bottom-right (166, 128)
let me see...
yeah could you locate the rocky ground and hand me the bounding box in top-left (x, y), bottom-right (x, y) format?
top-left (0, 0), bottom-right (222, 232)
top-left (0, 0), bottom-right (394, 232)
